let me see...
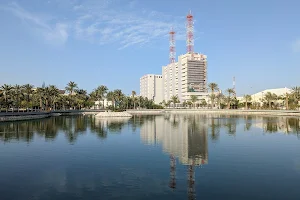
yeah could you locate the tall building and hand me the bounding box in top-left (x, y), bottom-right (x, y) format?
top-left (163, 53), bottom-right (208, 102)
top-left (139, 74), bottom-right (163, 104)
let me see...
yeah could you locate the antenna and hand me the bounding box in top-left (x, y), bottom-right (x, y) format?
top-left (186, 10), bottom-right (194, 58)
top-left (169, 27), bottom-right (176, 64)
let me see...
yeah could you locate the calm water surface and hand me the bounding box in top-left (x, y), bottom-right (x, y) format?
top-left (0, 114), bottom-right (300, 200)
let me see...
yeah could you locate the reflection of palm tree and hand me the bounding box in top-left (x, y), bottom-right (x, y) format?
top-left (107, 121), bottom-right (126, 133)
top-left (264, 117), bottom-right (278, 133)
top-left (225, 116), bottom-right (237, 135)
top-left (210, 118), bottom-right (220, 141)
top-left (244, 115), bottom-right (252, 131)
top-left (89, 117), bottom-right (107, 139)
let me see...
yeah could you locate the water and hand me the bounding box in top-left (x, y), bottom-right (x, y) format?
top-left (0, 114), bottom-right (300, 200)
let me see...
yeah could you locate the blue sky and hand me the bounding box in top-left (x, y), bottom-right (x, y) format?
top-left (0, 0), bottom-right (299, 96)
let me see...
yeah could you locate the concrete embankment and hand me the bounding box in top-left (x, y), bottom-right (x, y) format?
top-left (0, 112), bottom-right (51, 122)
top-left (96, 112), bottom-right (132, 117)
top-left (0, 110), bottom-right (103, 122)
top-left (126, 109), bottom-right (164, 115)
top-left (164, 109), bottom-right (300, 117)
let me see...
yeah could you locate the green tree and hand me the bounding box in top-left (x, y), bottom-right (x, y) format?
top-left (190, 95), bottom-right (198, 108)
top-left (292, 86), bottom-right (300, 110)
top-left (35, 87), bottom-right (45, 110)
top-left (243, 94), bottom-right (252, 110)
top-left (264, 92), bottom-right (277, 109)
top-left (65, 81), bottom-right (78, 109)
top-left (106, 91), bottom-right (115, 109)
top-left (1, 84), bottom-right (13, 112)
top-left (171, 95), bottom-right (179, 108)
top-left (226, 88), bottom-right (235, 109)
top-left (208, 83), bottom-right (219, 108)
top-left (98, 85), bottom-right (108, 109)
top-left (132, 91), bottom-right (137, 109)
top-left (22, 84), bottom-right (34, 111)
top-left (13, 84), bottom-right (23, 112)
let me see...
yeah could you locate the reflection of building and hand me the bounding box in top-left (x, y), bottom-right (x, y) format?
top-left (139, 74), bottom-right (164, 104)
top-left (162, 53), bottom-right (208, 102)
top-left (140, 114), bottom-right (208, 165)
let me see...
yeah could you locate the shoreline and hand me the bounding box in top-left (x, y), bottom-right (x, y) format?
top-left (1, 109), bottom-right (300, 122)
top-left (0, 110), bottom-right (104, 122)
top-left (164, 109), bottom-right (300, 117)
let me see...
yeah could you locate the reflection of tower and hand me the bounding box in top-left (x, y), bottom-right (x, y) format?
top-left (169, 154), bottom-right (176, 189)
top-left (139, 114), bottom-right (209, 198)
top-left (187, 160), bottom-right (195, 200)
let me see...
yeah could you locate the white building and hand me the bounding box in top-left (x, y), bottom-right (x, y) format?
top-left (163, 53), bottom-right (208, 103)
top-left (238, 87), bottom-right (293, 103)
top-left (139, 74), bottom-right (164, 104)
top-left (92, 98), bottom-right (113, 109)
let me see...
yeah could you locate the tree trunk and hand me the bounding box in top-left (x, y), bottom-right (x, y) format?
top-left (245, 100), bottom-right (248, 110)
top-left (269, 102), bottom-right (271, 109)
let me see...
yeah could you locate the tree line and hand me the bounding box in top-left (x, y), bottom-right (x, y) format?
top-left (162, 83), bottom-right (300, 110)
top-left (0, 81), bottom-right (162, 112)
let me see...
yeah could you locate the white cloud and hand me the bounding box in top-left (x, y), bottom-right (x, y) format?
top-left (1, 2), bottom-right (68, 45)
top-left (129, 0), bottom-right (137, 9)
top-left (1, 1), bottom-right (189, 49)
top-left (293, 39), bottom-right (300, 52)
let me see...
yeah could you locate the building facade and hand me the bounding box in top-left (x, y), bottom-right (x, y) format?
top-left (139, 74), bottom-right (164, 104)
top-left (163, 53), bottom-right (208, 102)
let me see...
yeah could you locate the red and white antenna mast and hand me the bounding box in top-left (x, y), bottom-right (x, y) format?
top-left (169, 27), bottom-right (176, 64)
top-left (186, 10), bottom-right (194, 55)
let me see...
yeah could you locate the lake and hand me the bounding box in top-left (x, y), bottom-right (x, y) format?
top-left (0, 114), bottom-right (300, 200)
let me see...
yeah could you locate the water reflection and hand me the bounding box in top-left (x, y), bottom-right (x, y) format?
top-left (140, 114), bottom-right (208, 199)
top-left (1, 114), bottom-right (300, 200)
top-left (1, 114), bottom-right (300, 143)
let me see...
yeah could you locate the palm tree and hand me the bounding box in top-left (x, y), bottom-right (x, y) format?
top-left (98, 85), bottom-right (108, 109)
top-left (113, 89), bottom-right (123, 109)
top-left (91, 86), bottom-right (106, 109)
top-left (1, 84), bottom-right (12, 112)
top-left (13, 84), bottom-right (23, 112)
top-left (65, 81), bottom-right (78, 95)
top-left (22, 84), bottom-right (34, 111)
top-left (132, 91), bottom-right (137, 109)
top-left (35, 87), bottom-right (45, 110)
top-left (292, 86), bottom-right (300, 110)
top-left (208, 83), bottom-right (219, 108)
top-left (138, 96), bottom-right (144, 109)
top-left (215, 92), bottom-right (224, 109)
top-left (190, 95), bottom-right (198, 108)
top-left (264, 92), bottom-right (277, 109)
top-left (106, 91), bottom-right (115, 109)
top-left (48, 85), bottom-right (60, 110)
top-left (226, 88), bottom-right (235, 109)
top-left (171, 95), bottom-right (179, 108)
top-left (243, 94), bottom-right (252, 110)
top-left (65, 81), bottom-right (78, 109)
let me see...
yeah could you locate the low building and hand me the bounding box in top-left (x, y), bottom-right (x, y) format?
top-left (92, 99), bottom-right (113, 109)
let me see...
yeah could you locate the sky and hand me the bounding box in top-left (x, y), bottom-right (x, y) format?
top-left (0, 0), bottom-right (299, 96)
